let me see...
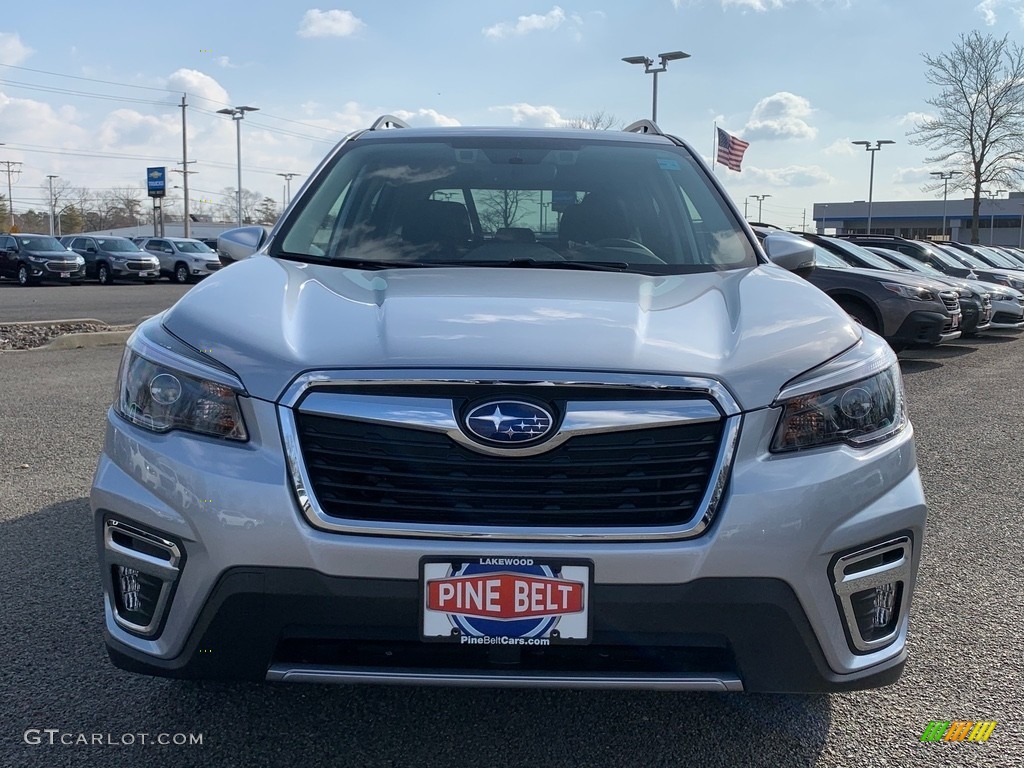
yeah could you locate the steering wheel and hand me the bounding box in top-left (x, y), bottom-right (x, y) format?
top-left (588, 238), bottom-right (666, 264)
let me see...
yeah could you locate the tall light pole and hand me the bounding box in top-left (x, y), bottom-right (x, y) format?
top-left (750, 194), bottom-right (771, 222)
top-left (217, 105), bottom-right (259, 226)
top-left (46, 174), bottom-right (58, 236)
top-left (983, 189), bottom-right (1004, 244)
top-left (929, 170), bottom-right (961, 240)
top-left (852, 140), bottom-right (894, 234)
top-left (622, 50), bottom-right (690, 124)
top-left (276, 172), bottom-right (299, 207)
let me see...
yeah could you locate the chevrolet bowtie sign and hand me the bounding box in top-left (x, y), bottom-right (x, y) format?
top-left (147, 167), bottom-right (166, 198)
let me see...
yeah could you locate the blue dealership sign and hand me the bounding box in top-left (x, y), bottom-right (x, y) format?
top-left (147, 167), bottom-right (166, 198)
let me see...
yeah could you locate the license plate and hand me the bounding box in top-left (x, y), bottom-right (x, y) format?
top-left (421, 557), bottom-right (591, 645)
top-left (140, 271), bottom-right (157, 277)
top-left (60, 272), bottom-right (70, 278)
top-left (952, 315), bottom-right (960, 328)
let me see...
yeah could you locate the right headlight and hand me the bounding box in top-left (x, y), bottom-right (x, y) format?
top-left (771, 366), bottom-right (906, 453)
top-left (114, 325), bottom-right (248, 441)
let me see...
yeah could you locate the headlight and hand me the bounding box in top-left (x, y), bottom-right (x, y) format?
top-left (957, 288), bottom-right (971, 299)
top-left (115, 349), bottom-right (248, 440)
top-left (27, 254), bottom-right (48, 263)
top-left (881, 282), bottom-right (934, 301)
top-left (771, 366), bottom-right (906, 452)
top-left (74, 255), bottom-right (85, 266)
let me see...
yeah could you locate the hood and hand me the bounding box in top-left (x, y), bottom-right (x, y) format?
top-left (161, 257), bottom-right (862, 410)
top-left (838, 266), bottom-right (951, 294)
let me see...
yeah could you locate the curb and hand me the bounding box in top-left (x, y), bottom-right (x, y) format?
top-left (39, 330), bottom-right (134, 351)
top-left (0, 318), bottom-right (107, 327)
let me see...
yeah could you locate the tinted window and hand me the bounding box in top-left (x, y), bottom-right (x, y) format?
top-left (18, 236), bottom-right (65, 251)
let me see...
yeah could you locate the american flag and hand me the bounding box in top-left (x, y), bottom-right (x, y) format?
top-left (716, 127), bottom-right (750, 172)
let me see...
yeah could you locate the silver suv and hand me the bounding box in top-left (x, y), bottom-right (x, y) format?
top-left (135, 236), bottom-right (221, 283)
top-left (91, 117), bottom-right (927, 693)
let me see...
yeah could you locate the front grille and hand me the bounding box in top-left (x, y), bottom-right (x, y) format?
top-left (206, 261), bottom-right (221, 270)
top-left (125, 261), bottom-right (155, 271)
top-left (994, 311), bottom-right (1023, 324)
top-left (44, 261), bottom-right (79, 272)
top-left (939, 291), bottom-right (959, 314)
top-left (295, 413), bottom-right (722, 528)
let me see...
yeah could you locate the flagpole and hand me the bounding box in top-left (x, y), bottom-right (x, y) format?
top-left (712, 121), bottom-right (718, 173)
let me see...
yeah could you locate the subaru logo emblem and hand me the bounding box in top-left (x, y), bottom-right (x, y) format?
top-left (464, 401), bottom-right (554, 445)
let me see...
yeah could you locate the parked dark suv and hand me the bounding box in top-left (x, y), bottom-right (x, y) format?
top-left (60, 235), bottom-right (161, 285)
top-left (841, 234), bottom-right (1024, 293)
top-left (753, 228), bottom-right (961, 350)
top-left (0, 233), bottom-right (85, 285)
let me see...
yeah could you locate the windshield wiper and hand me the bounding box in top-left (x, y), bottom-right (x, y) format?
top-left (276, 252), bottom-right (429, 270)
top-left (455, 258), bottom-right (631, 272)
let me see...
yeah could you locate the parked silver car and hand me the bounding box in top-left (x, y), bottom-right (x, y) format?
top-left (135, 236), bottom-right (221, 283)
top-left (92, 117), bottom-right (927, 693)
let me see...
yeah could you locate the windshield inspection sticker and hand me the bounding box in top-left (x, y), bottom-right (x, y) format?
top-left (657, 157), bottom-right (681, 171)
top-left (421, 557), bottom-right (591, 644)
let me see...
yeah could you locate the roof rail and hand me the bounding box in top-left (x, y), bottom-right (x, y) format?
top-left (369, 114), bottom-right (410, 131)
top-left (623, 119), bottom-right (664, 136)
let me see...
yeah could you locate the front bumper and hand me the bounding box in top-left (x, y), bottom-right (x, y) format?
top-left (91, 396), bottom-right (928, 693)
top-left (892, 308), bottom-right (960, 347)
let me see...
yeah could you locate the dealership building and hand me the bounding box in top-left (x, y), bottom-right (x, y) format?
top-left (812, 192), bottom-right (1024, 246)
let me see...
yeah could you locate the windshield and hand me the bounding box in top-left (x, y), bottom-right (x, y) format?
top-left (19, 236), bottom-right (66, 251)
top-left (945, 248), bottom-right (988, 269)
top-left (872, 248), bottom-right (944, 277)
top-left (173, 241), bottom-right (214, 254)
top-left (812, 246), bottom-right (850, 269)
top-left (273, 135), bottom-right (758, 274)
top-left (820, 238), bottom-right (898, 270)
top-left (977, 247), bottom-right (1020, 268)
top-left (95, 238), bottom-right (143, 252)
top-left (927, 244), bottom-right (975, 269)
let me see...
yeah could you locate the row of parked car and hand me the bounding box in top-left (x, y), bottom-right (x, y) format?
top-left (0, 233), bottom-right (222, 286)
top-left (752, 228), bottom-right (1024, 352)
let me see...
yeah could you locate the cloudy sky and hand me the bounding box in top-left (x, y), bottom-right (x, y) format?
top-left (0, 0), bottom-right (1021, 230)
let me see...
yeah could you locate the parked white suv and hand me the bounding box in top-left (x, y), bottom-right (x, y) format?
top-left (92, 117), bottom-right (927, 693)
top-left (135, 236), bottom-right (221, 283)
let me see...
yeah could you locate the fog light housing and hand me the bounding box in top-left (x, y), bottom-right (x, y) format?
top-left (104, 520), bottom-right (182, 637)
top-left (832, 537), bottom-right (912, 653)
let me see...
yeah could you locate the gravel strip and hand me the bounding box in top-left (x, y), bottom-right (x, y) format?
top-left (0, 321), bottom-right (134, 351)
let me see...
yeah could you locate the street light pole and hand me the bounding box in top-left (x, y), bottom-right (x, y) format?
top-left (622, 50), bottom-right (690, 124)
top-left (750, 194), bottom-right (771, 222)
top-left (46, 174), bottom-right (58, 237)
top-left (929, 170), bottom-right (961, 240)
top-left (984, 189), bottom-right (1004, 244)
top-left (217, 105), bottom-right (259, 227)
top-left (852, 140), bottom-right (894, 234)
top-left (276, 172), bottom-right (299, 207)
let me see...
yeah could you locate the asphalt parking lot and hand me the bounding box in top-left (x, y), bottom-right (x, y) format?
top-left (1, 286), bottom-right (1022, 767)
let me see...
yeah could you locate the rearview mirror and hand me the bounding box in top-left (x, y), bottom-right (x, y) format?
top-left (763, 233), bottom-right (816, 272)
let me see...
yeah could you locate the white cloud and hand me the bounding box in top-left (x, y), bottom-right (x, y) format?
top-left (893, 166), bottom-right (935, 185)
top-left (297, 9), bottom-right (365, 38)
top-left (166, 69), bottom-right (230, 106)
top-left (738, 165), bottom-right (834, 187)
top-left (0, 32), bottom-right (33, 66)
top-left (215, 56), bottom-right (238, 69)
top-left (95, 108), bottom-right (178, 151)
top-left (898, 111), bottom-right (934, 128)
top-left (483, 7), bottom-right (566, 38)
top-left (392, 108), bottom-right (461, 127)
top-left (721, 0), bottom-right (785, 10)
top-left (742, 92), bottom-right (817, 140)
top-left (976, 0), bottom-right (1000, 24)
top-left (823, 139), bottom-right (856, 156)
top-left (490, 103), bottom-right (565, 127)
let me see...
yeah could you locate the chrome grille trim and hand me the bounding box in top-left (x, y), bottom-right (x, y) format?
top-left (278, 369), bottom-right (741, 542)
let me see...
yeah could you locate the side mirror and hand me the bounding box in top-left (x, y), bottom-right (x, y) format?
top-left (763, 233), bottom-right (816, 272)
top-left (217, 226), bottom-right (270, 265)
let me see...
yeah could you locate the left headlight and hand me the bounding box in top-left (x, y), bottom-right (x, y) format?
top-left (771, 366), bottom-right (906, 452)
top-left (881, 282), bottom-right (934, 301)
top-left (115, 348), bottom-right (248, 441)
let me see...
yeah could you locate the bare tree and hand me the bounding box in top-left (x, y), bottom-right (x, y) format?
top-left (564, 110), bottom-right (621, 130)
top-left (217, 187), bottom-right (263, 224)
top-left (254, 196), bottom-right (281, 225)
top-left (477, 189), bottom-right (538, 232)
top-left (909, 31), bottom-right (1024, 243)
